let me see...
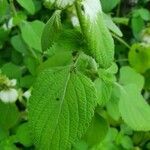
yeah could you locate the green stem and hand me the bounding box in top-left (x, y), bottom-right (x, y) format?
top-left (75, 1), bottom-right (86, 36)
top-left (115, 58), bottom-right (128, 62)
top-left (9, 0), bottom-right (17, 16)
top-left (113, 17), bottom-right (129, 26)
top-left (112, 33), bottom-right (131, 49)
top-left (116, 0), bottom-right (121, 17)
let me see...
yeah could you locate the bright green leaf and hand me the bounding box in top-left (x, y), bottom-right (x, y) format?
top-left (45, 0), bottom-right (75, 9)
top-left (101, 0), bottom-right (120, 12)
top-left (41, 10), bottom-right (62, 51)
top-left (119, 66), bottom-right (144, 91)
top-left (76, 0), bottom-right (114, 68)
top-left (20, 20), bottom-right (45, 52)
top-left (106, 86), bottom-right (120, 121)
top-left (138, 8), bottom-right (150, 21)
top-left (128, 43), bottom-right (150, 73)
top-left (16, 0), bottom-right (35, 15)
top-left (120, 136), bottom-right (133, 149)
top-left (119, 84), bottom-right (150, 131)
top-left (131, 16), bottom-right (144, 39)
top-left (104, 14), bottom-right (123, 37)
top-left (83, 114), bottom-right (108, 147)
top-left (24, 57), bottom-right (39, 76)
top-left (11, 34), bottom-right (29, 55)
top-left (38, 51), bottom-right (72, 72)
top-left (29, 66), bottom-right (97, 149)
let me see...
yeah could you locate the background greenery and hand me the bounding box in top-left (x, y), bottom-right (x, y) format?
top-left (0, 0), bottom-right (150, 149)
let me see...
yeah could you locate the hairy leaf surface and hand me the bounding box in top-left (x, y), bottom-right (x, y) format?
top-left (55, 0), bottom-right (75, 9)
top-left (48, 0), bottom-right (75, 9)
top-left (29, 66), bottom-right (97, 149)
top-left (41, 10), bottom-right (62, 51)
top-left (76, 0), bottom-right (114, 68)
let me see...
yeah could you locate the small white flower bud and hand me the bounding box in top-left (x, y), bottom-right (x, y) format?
top-left (23, 90), bottom-right (31, 100)
top-left (10, 79), bottom-right (17, 87)
top-left (0, 89), bottom-right (18, 103)
top-left (71, 16), bottom-right (79, 27)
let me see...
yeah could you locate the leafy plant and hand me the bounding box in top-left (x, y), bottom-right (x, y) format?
top-left (0, 0), bottom-right (150, 149)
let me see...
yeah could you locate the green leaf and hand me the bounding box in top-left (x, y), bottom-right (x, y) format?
top-left (128, 43), bottom-right (150, 73)
top-left (38, 51), bottom-right (72, 72)
top-left (11, 34), bottom-right (29, 55)
top-left (101, 0), bottom-right (120, 12)
top-left (106, 86), bottom-right (120, 121)
top-left (144, 69), bottom-right (150, 90)
top-left (1, 63), bottom-right (21, 79)
top-left (95, 77), bottom-right (113, 106)
top-left (45, 29), bottom-right (84, 56)
top-left (120, 136), bottom-right (133, 149)
top-left (119, 66), bottom-right (144, 91)
top-left (0, 141), bottom-right (18, 150)
top-left (41, 10), bottom-right (62, 51)
top-left (76, 0), bottom-right (114, 68)
top-left (0, 128), bottom-right (8, 142)
top-left (16, 0), bottom-right (35, 15)
top-left (15, 123), bottom-right (32, 147)
top-left (0, 26), bottom-right (9, 47)
top-left (20, 75), bottom-right (35, 88)
top-left (104, 14), bottom-right (123, 37)
top-left (138, 8), bottom-right (150, 21)
top-left (95, 67), bottom-right (116, 105)
top-left (24, 57), bottom-right (39, 76)
top-left (45, 0), bottom-right (75, 9)
top-left (83, 114), bottom-right (108, 147)
top-left (29, 66), bottom-right (97, 149)
top-left (0, 0), bottom-right (9, 23)
top-left (119, 84), bottom-right (150, 131)
top-left (0, 101), bottom-right (19, 130)
top-left (55, 0), bottom-right (75, 9)
top-left (131, 16), bottom-right (144, 39)
top-left (20, 20), bottom-right (45, 52)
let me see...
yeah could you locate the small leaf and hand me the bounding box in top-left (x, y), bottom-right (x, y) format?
top-left (138, 8), bottom-right (150, 21)
top-left (121, 136), bottom-right (133, 149)
top-left (29, 66), bottom-right (97, 149)
top-left (95, 77), bottom-right (113, 106)
top-left (83, 114), bottom-right (108, 147)
top-left (106, 86), bottom-right (120, 121)
top-left (119, 84), bottom-right (150, 131)
top-left (95, 67), bottom-right (116, 105)
top-left (104, 13), bottom-right (123, 37)
top-left (45, 0), bottom-right (75, 9)
top-left (38, 51), bottom-right (72, 72)
top-left (41, 10), bottom-right (62, 51)
top-left (1, 63), bottom-right (21, 79)
top-left (55, 0), bottom-right (75, 9)
top-left (0, 101), bottom-right (19, 130)
top-left (11, 34), bottom-right (29, 55)
top-left (101, 0), bottom-right (120, 12)
top-left (119, 66), bottom-right (144, 91)
top-left (16, 0), bottom-right (35, 15)
top-left (131, 16), bottom-right (144, 39)
top-left (15, 123), bottom-right (33, 147)
top-left (128, 43), bottom-right (150, 73)
top-left (24, 57), bottom-right (39, 76)
top-left (20, 20), bottom-right (45, 52)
